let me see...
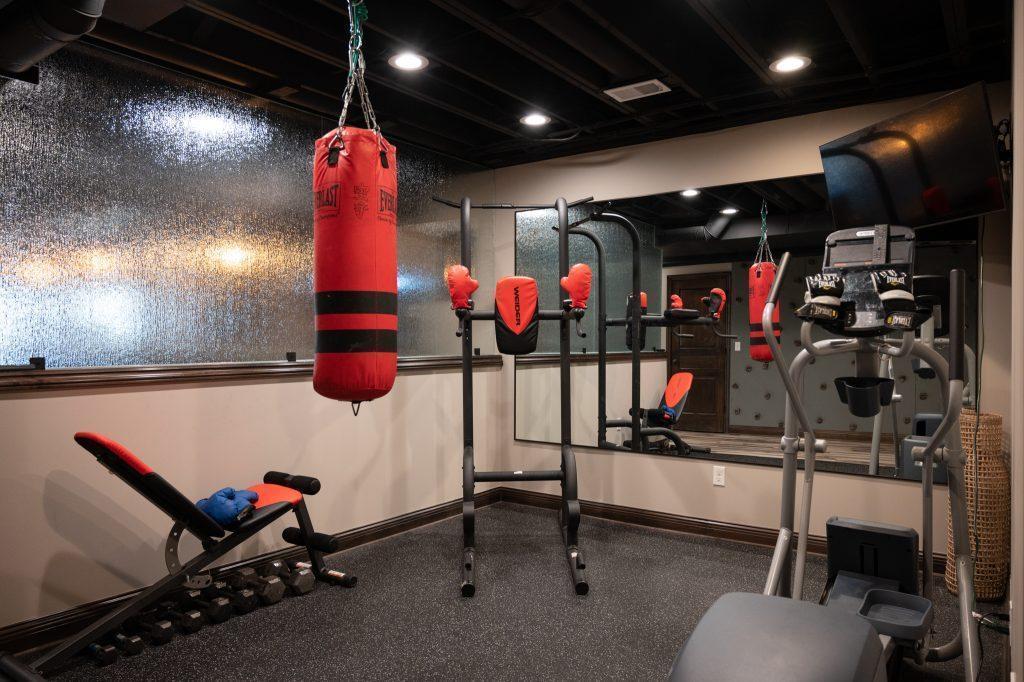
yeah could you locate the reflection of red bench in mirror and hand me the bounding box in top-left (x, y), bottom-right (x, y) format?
top-left (647, 372), bottom-right (693, 428)
top-left (2, 433), bottom-right (354, 678)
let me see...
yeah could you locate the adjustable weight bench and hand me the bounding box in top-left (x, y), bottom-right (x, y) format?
top-left (622, 372), bottom-right (710, 456)
top-left (0, 432), bottom-right (352, 679)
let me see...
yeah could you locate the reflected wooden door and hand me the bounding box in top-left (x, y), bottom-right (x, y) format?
top-left (666, 272), bottom-right (730, 433)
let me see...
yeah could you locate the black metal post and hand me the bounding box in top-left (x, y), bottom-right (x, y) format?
top-left (557, 198), bottom-right (588, 595)
top-left (458, 196), bottom-right (476, 597)
top-left (568, 226), bottom-right (607, 446)
top-left (593, 211), bottom-right (642, 450)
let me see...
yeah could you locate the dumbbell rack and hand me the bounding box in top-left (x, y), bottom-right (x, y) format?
top-left (433, 195), bottom-right (593, 598)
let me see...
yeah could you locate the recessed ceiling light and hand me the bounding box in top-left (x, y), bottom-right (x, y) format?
top-left (520, 113), bottom-right (551, 126)
top-left (720, 207), bottom-right (739, 215)
top-left (681, 189), bottom-right (700, 198)
top-left (388, 52), bottom-right (428, 71)
top-left (769, 55), bottom-right (811, 73)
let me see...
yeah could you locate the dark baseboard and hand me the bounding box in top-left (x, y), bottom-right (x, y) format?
top-left (1, 485), bottom-right (946, 657)
top-left (497, 487), bottom-right (946, 575)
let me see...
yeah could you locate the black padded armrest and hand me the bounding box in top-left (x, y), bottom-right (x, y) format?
top-left (665, 308), bottom-right (701, 322)
top-left (264, 471), bottom-right (321, 495)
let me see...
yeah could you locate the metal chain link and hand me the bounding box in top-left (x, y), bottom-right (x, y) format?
top-left (754, 198), bottom-right (774, 264)
top-left (336, 0), bottom-right (380, 140)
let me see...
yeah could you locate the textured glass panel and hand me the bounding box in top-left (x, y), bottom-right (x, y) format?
top-left (0, 45), bottom-right (492, 367)
top-left (515, 206), bottom-right (661, 353)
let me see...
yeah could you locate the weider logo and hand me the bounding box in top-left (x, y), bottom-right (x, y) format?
top-left (513, 286), bottom-right (521, 326)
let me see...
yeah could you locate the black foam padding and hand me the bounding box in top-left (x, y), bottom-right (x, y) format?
top-left (494, 316), bottom-right (538, 355)
top-left (263, 471), bottom-right (320, 495)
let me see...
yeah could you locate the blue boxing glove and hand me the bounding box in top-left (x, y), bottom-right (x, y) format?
top-left (196, 487), bottom-right (259, 528)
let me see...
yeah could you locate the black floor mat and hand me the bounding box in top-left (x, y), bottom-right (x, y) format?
top-left (56, 502), bottom-right (1005, 681)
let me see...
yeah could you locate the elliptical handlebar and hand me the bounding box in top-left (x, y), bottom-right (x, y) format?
top-left (948, 269), bottom-right (965, 381)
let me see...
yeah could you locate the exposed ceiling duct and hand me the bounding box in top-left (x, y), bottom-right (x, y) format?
top-left (0, 0), bottom-right (105, 80)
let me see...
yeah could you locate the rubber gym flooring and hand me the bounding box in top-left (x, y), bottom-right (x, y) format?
top-left (58, 502), bottom-right (1005, 681)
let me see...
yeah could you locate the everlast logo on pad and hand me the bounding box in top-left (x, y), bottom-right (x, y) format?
top-left (513, 286), bottom-right (521, 326)
top-left (379, 188), bottom-right (397, 224)
top-left (315, 183), bottom-right (339, 217)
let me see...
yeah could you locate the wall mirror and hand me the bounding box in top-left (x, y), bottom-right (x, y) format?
top-left (514, 173), bottom-right (981, 482)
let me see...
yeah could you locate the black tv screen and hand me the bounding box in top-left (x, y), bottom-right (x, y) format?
top-left (820, 83), bottom-right (1005, 229)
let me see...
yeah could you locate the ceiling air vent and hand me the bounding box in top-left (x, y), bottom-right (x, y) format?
top-left (603, 79), bottom-right (671, 103)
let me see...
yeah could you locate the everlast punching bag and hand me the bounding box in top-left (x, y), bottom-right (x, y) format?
top-left (313, 127), bottom-right (398, 402)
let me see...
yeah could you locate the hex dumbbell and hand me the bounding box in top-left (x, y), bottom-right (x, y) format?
top-left (259, 560), bottom-right (315, 595)
top-left (124, 612), bottom-right (175, 645)
top-left (182, 589), bottom-right (232, 623)
top-left (203, 580), bottom-right (259, 615)
top-left (157, 602), bottom-right (204, 634)
top-left (226, 567), bottom-right (285, 605)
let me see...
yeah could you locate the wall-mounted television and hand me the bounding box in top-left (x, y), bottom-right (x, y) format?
top-left (820, 83), bottom-right (1005, 229)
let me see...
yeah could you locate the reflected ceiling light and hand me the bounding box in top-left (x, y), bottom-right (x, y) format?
top-left (720, 207), bottom-right (739, 215)
top-left (520, 113), bottom-right (551, 126)
top-left (769, 54), bottom-right (811, 73)
top-left (211, 243), bottom-right (251, 268)
top-left (88, 290), bottom-right (135, 335)
top-left (388, 52), bottom-right (428, 71)
top-left (681, 189), bottom-right (700, 198)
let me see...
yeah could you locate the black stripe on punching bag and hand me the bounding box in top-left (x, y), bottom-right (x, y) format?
top-left (748, 323), bottom-right (783, 334)
top-left (316, 291), bottom-right (398, 315)
top-left (317, 329), bottom-right (398, 353)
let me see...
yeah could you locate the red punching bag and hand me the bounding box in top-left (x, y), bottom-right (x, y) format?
top-left (313, 127), bottom-right (398, 402)
top-left (748, 262), bottom-right (779, 362)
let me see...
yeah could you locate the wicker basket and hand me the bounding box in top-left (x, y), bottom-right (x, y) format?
top-left (945, 410), bottom-right (1009, 600)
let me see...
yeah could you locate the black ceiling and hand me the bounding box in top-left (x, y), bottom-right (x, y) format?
top-left (80, 0), bottom-right (1011, 168)
top-left (611, 174), bottom-right (828, 228)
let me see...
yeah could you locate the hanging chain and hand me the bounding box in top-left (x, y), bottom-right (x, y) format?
top-left (754, 198), bottom-right (774, 265)
top-left (337, 0), bottom-right (380, 138)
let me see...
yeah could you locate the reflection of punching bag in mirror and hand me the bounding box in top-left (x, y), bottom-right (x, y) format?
top-left (748, 200), bottom-right (779, 362)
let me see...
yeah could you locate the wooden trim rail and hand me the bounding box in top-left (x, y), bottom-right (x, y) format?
top-left (0, 355), bottom-right (503, 393)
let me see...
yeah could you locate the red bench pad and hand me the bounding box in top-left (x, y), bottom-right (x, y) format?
top-left (74, 432), bottom-right (226, 539)
top-left (247, 483), bottom-right (303, 509)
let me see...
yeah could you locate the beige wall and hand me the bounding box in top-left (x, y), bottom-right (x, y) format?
top-left (0, 367), bottom-right (502, 628)
top-left (495, 89), bottom-right (1013, 548)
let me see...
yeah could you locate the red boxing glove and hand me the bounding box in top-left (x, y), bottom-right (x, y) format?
top-left (445, 264), bottom-right (478, 309)
top-left (560, 263), bottom-right (592, 309)
top-left (703, 287), bottom-right (727, 319)
top-left (670, 294), bottom-right (683, 309)
top-left (639, 291), bottom-right (648, 311)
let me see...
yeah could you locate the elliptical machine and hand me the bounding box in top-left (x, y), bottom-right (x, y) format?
top-left (672, 225), bottom-right (981, 681)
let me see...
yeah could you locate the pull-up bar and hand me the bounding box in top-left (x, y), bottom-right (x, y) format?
top-left (431, 195), bottom-right (593, 210)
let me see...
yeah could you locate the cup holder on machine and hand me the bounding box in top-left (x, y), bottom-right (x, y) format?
top-left (834, 377), bottom-right (895, 418)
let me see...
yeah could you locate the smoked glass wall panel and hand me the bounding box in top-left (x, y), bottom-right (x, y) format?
top-left (0, 45), bottom-right (492, 367)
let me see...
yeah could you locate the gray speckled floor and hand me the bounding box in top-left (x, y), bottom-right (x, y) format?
top-left (56, 502), bottom-right (1004, 681)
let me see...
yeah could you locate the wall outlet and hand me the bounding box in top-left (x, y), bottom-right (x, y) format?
top-left (712, 465), bottom-right (726, 487)
top-left (734, 341), bottom-right (741, 352)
